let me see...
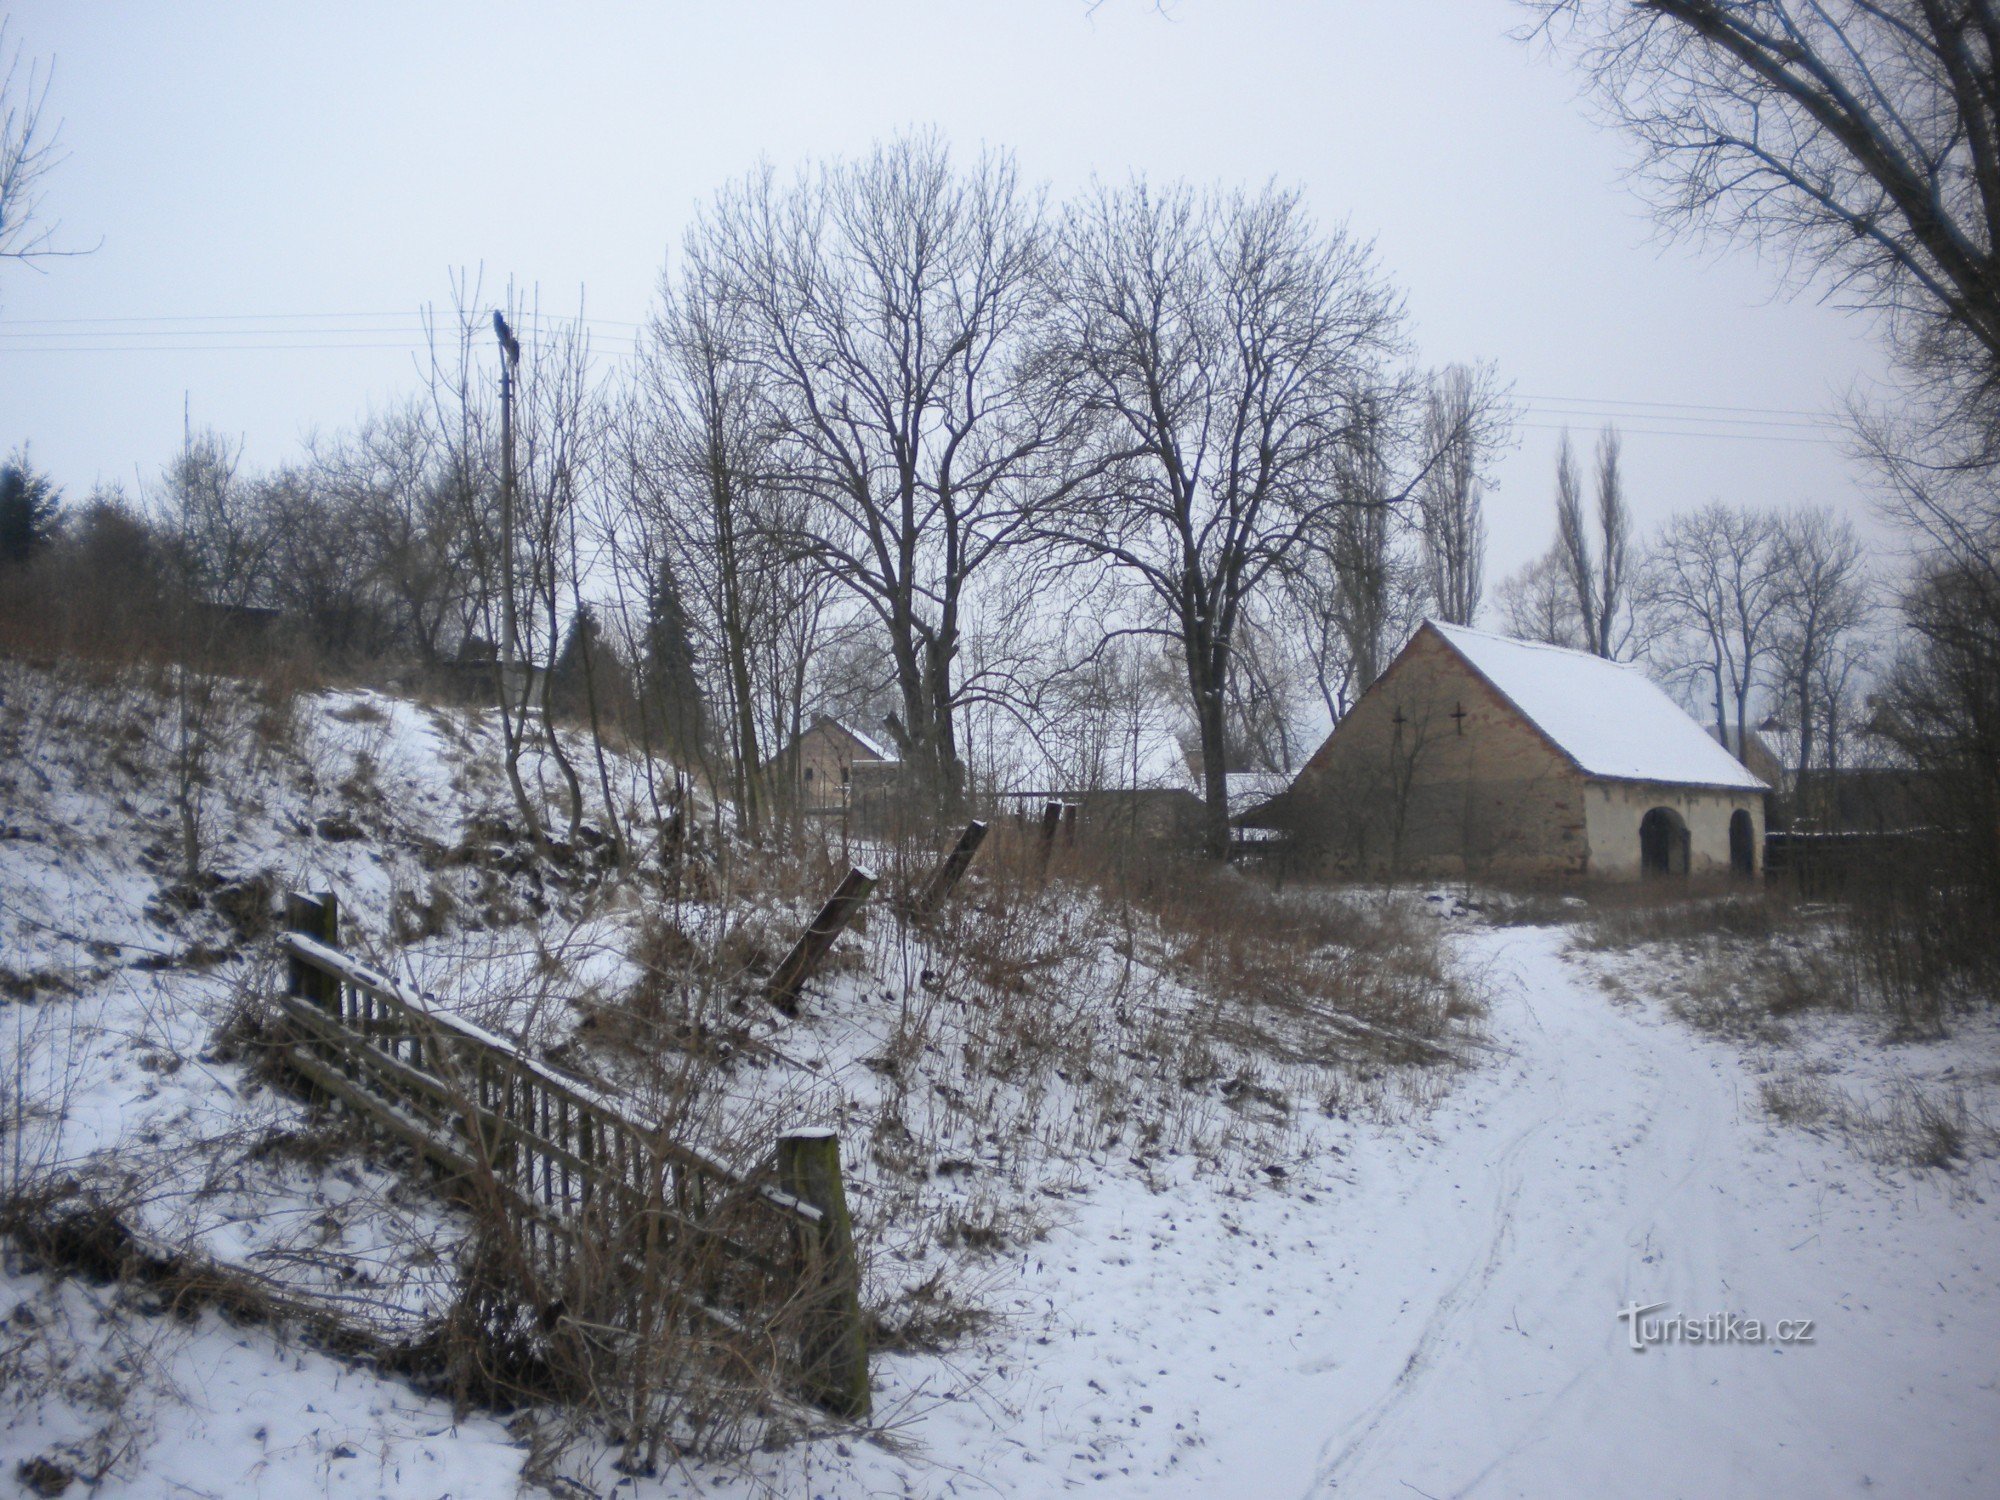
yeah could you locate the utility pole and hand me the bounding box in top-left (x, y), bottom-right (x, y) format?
top-left (493, 310), bottom-right (522, 670)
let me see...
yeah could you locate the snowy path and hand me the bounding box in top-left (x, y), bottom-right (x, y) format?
top-left (1248, 924), bottom-right (1997, 1498)
top-left (864, 922), bottom-right (1999, 1499)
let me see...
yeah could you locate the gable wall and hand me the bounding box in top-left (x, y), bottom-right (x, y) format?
top-left (1289, 627), bottom-right (1589, 878)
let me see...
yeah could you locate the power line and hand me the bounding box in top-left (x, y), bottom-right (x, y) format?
top-left (1516, 421), bottom-right (1839, 446)
top-left (1517, 392), bottom-right (1834, 421)
top-left (1, 310), bottom-right (645, 329)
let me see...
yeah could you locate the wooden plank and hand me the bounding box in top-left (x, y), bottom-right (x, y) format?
top-left (778, 1129), bottom-right (869, 1418)
top-left (766, 866), bottom-right (878, 1015)
top-left (908, 820), bottom-right (988, 922)
top-left (284, 892), bottom-right (339, 1012)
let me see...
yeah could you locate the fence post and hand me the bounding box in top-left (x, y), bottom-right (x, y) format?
top-left (909, 820), bottom-right (988, 922)
top-left (285, 890), bottom-right (340, 1012)
top-left (767, 866), bottom-right (877, 1015)
top-left (777, 1128), bottom-right (869, 1419)
top-left (1037, 800), bottom-right (1062, 875)
top-left (1061, 802), bottom-right (1078, 847)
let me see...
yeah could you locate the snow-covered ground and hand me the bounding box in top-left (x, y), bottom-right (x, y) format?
top-left (680, 920), bottom-right (1996, 1498)
top-left (8, 918), bottom-right (1993, 1497)
top-left (4, 664), bottom-right (1996, 1497)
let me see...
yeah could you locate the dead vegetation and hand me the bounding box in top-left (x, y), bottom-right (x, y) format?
top-left (1759, 1070), bottom-right (1994, 1173)
top-left (0, 655), bottom-right (1491, 1487)
top-left (1547, 879), bottom-right (1998, 1171)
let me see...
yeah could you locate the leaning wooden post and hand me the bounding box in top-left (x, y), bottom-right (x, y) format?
top-left (284, 890), bottom-right (340, 1013)
top-left (909, 820), bottom-right (988, 922)
top-left (767, 866), bottom-right (877, 1015)
top-left (1037, 800), bottom-right (1062, 875)
top-left (777, 1128), bottom-right (869, 1419)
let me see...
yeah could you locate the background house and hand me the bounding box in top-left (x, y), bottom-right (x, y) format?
top-left (765, 715), bottom-right (901, 817)
top-left (1279, 621), bottom-right (1769, 881)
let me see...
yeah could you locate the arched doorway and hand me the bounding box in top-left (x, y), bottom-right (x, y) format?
top-left (1639, 807), bottom-right (1689, 877)
top-left (1729, 808), bottom-right (1755, 878)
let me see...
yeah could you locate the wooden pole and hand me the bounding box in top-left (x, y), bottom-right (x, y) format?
top-left (776, 1128), bottom-right (868, 1419)
top-left (284, 890), bottom-right (339, 1012)
top-left (909, 820), bottom-right (987, 922)
top-left (767, 866), bottom-right (877, 1015)
top-left (1037, 800), bottom-right (1062, 875)
top-left (1061, 802), bottom-right (1079, 847)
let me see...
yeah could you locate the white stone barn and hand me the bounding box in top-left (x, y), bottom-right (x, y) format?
top-left (1280, 622), bottom-right (1770, 881)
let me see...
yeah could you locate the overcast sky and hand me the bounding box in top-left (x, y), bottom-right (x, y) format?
top-left (0, 1), bottom-right (1892, 585)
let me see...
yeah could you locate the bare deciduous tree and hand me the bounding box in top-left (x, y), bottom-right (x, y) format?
top-left (1646, 502), bottom-right (1787, 752)
top-left (1552, 426), bottom-right (1634, 658)
top-left (685, 133), bottom-right (1061, 818)
top-left (625, 261), bottom-right (801, 837)
top-left (162, 429), bottom-right (272, 612)
top-left (0, 22), bottom-right (90, 278)
top-left (309, 404), bottom-right (469, 666)
top-left (1524, 1), bottom-right (2000, 399)
top-left (1495, 544), bottom-right (1585, 649)
top-left (1771, 505), bottom-right (1873, 805)
top-left (1416, 362), bottom-right (1510, 625)
top-left (1045, 180), bottom-right (1407, 855)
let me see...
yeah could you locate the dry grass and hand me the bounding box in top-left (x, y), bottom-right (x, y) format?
top-left (1758, 1070), bottom-right (1992, 1172)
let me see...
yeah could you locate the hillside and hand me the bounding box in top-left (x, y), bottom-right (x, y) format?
top-left (1, 660), bottom-right (1492, 1495)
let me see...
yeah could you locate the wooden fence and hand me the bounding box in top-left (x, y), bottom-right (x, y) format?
top-left (276, 892), bottom-right (868, 1417)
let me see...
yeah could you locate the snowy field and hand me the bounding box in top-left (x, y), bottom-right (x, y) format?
top-left (3, 666), bottom-right (1996, 1498)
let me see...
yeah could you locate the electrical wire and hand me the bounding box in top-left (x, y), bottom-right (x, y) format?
top-left (1, 307), bottom-right (1855, 445)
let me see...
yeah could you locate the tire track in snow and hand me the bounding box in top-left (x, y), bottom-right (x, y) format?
top-left (1304, 1089), bottom-right (1557, 1487)
top-left (1302, 925), bottom-right (1745, 1497)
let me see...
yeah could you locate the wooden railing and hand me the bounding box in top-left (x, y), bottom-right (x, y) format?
top-left (276, 892), bottom-right (868, 1417)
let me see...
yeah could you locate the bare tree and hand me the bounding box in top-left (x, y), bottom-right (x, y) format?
top-left (1524, 1), bottom-right (2000, 400)
top-left (1495, 544), bottom-right (1585, 648)
top-left (310, 404), bottom-right (470, 665)
top-left (1416, 362), bottom-right (1510, 625)
top-left (1289, 389), bottom-right (1432, 727)
top-left (1592, 428), bottom-right (1634, 650)
top-left (625, 261), bottom-right (799, 836)
top-left (683, 133), bottom-right (1061, 819)
top-left (1045, 180), bottom-right (1408, 855)
top-left (1551, 426), bottom-right (1634, 657)
top-left (1771, 505), bottom-right (1873, 806)
top-left (0, 22), bottom-right (90, 278)
top-left (162, 429), bottom-right (274, 612)
top-left (1646, 502), bottom-right (1788, 751)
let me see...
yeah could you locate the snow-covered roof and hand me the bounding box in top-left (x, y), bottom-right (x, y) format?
top-left (836, 719), bottom-right (899, 764)
top-left (1428, 622), bottom-right (1768, 792)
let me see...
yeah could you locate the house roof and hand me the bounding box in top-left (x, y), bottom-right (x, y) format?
top-left (1427, 622), bottom-right (1768, 792)
top-left (834, 718), bottom-right (899, 764)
